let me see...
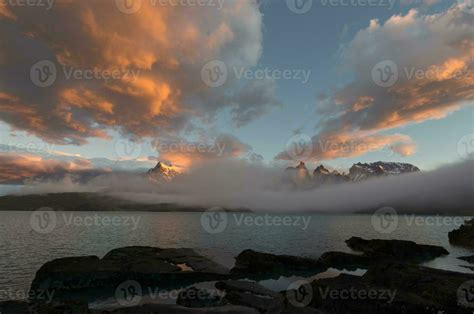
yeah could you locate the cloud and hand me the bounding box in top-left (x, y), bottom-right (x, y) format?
top-left (276, 132), bottom-right (414, 161)
top-left (155, 134), bottom-right (254, 168)
top-left (17, 158), bottom-right (474, 214)
top-left (0, 143), bottom-right (159, 184)
top-left (276, 5), bottom-right (474, 162)
top-left (390, 141), bottom-right (417, 157)
top-left (0, 152), bottom-right (103, 184)
top-left (0, 1), bottom-right (278, 145)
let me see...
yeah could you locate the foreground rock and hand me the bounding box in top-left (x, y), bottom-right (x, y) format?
top-left (309, 263), bottom-right (474, 313)
top-left (231, 249), bottom-right (326, 278)
top-left (230, 238), bottom-right (448, 277)
top-left (319, 237), bottom-right (448, 270)
top-left (92, 304), bottom-right (259, 313)
top-left (449, 219), bottom-right (474, 249)
top-left (346, 237), bottom-right (449, 261)
top-left (176, 286), bottom-right (224, 308)
top-left (458, 255), bottom-right (474, 264)
top-left (30, 247), bottom-right (230, 302)
top-left (216, 280), bottom-right (284, 313)
top-left (318, 252), bottom-right (371, 270)
top-left (0, 301), bottom-right (29, 313)
top-left (0, 299), bottom-right (89, 314)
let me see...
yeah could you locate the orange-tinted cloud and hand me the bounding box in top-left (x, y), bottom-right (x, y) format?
top-left (154, 134), bottom-right (253, 168)
top-left (276, 132), bottom-right (414, 161)
top-left (390, 142), bottom-right (417, 157)
top-left (277, 6), bottom-right (474, 161)
top-left (0, 1), bottom-right (277, 145)
top-left (0, 152), bottom-right (102, 184)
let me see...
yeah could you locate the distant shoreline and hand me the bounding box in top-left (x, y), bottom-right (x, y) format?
top-left (0, 192), bottom-right (472, 216)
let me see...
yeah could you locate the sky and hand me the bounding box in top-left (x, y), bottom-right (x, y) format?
top-left (0, 0), bottom-right (473, 184)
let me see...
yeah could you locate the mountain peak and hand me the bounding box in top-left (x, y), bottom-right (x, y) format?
top-left (296, 161), bottom-right (307, 169)
top-left (147, 161), bottom-right (179, 181)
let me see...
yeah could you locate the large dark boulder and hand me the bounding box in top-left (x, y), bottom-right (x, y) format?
top-left (458, 255), bottom-right (474, 264)
top-left (309, 263), bottom-right (474, 313)
top-left (176, 286), bottom-right (224, 308)
top-left (0, 300), bottom-right (29, 314)
top-left (319, 237), bottom-right (448, 271)
top-left (346, 237), bottom-right (449, 262)
top-left (318, 251), bottom-right (372, 270)
top-left (216, 280), bottom-right (284, 313)
top-left (231, 249), bottom-right (326, 277)
top-left (449, 219), bottom-right (474, 249)
top-left (30, 247), bottom-right (230, 303)
top-left (0, 299), bottom-right (89, 314)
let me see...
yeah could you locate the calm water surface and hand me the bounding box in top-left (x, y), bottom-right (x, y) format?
top-left (0, 211), bottom-right (472, 301)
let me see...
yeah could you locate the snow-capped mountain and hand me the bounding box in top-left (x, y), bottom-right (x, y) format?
top-left (283, 161), bottom-right (420, 188)
top-left (349, 162), bottom-right (420, 181)
top-left (313, 165), bottom-right (350, 186)
top-left (283, 162), bottom-right (312, 188)
top-left (147, 162), bottom-right (180, 181)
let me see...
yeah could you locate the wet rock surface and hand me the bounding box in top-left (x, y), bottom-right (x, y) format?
top-left (345, 237), bottom-right (449, 261)
top-left (458, 255), bottom-right (474, 264)
top-left (5, 238), bottom-right (471, 313)
top-left (230, 249), bottom-right (326, 278)
top-left (318, 251), bottom-right (371, 270)
top-left (449, 219), bottom-right (474, 249)
top-left (0, 300), bottom-right (29, 313)
top-left (215, 280), bottom-right (284, 313)
top-left (30, 247), bottom-right (230, 302)
top-left (310, 263), bottom-right (474, 313)
top-left (176, 286), bottom-right (224, 308)
top-left (319, 237), bottom-right (448, 270)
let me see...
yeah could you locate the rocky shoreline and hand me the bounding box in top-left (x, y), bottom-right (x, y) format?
top-left (1, 226), bottom-right (474, 314)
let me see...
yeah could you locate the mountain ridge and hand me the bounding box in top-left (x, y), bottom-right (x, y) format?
top-left (283, 161), bottom-right (420, 188)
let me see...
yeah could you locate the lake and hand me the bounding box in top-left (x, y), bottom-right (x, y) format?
top-left (0, 211), bottom-right (472, 302)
